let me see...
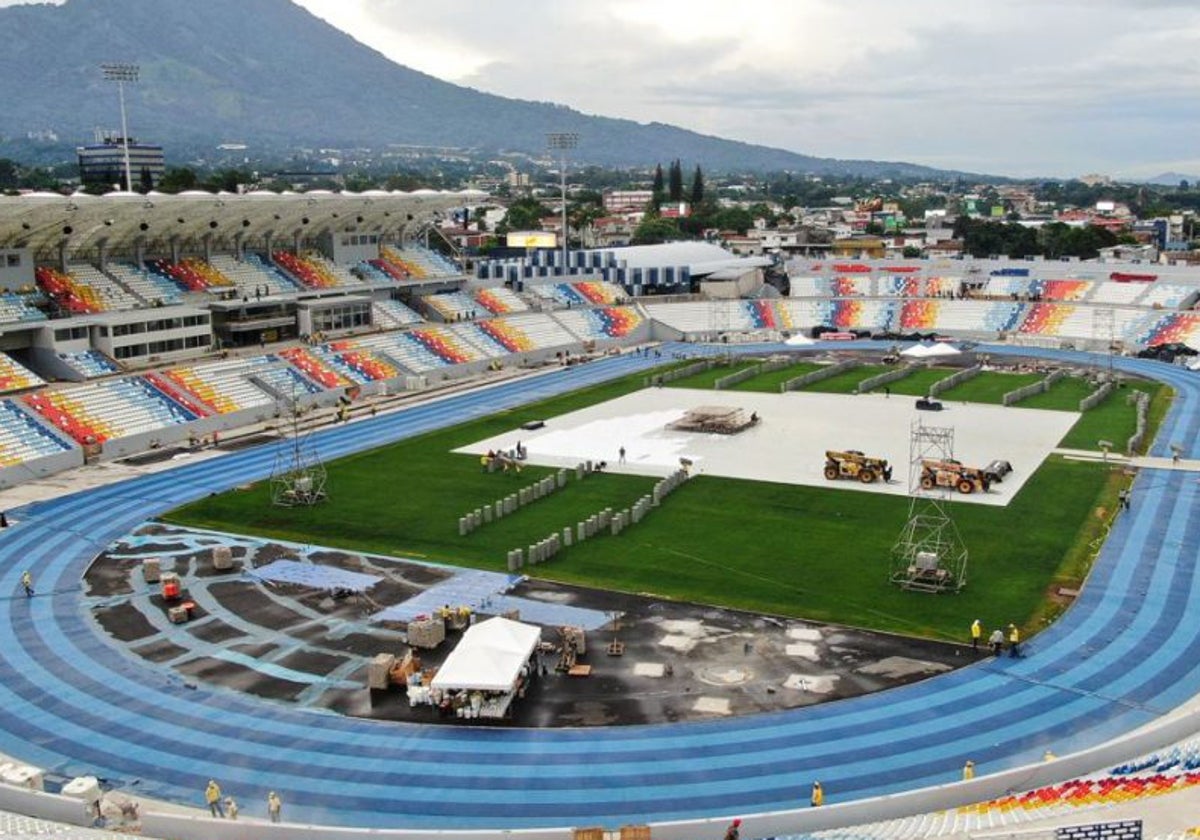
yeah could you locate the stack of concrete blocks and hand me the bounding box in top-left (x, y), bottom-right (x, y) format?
top-left (1, 764), bottom-right (44, 791)
top-left (61, 775), bottom-right (101, 813)
top-left (142, 556), bottom-right (161, 584)
top-left (407, 616), bottom-right (446, 649)
top-left (211, 545), bottom-right (234, 571)
top-left (368, 653), bottom-right (397, 690)
top-left (506, 548), bottom-right (524, 572)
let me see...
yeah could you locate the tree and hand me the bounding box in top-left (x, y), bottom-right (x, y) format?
top-left (902, 246), bottom-right (923, 258)
top-left (633, 213), bottom-right (680, 245)
top-left (652, 164), bottom-right (664, 195)
top-left (710, 206), bottom-right (753, 235)
top-left (496, 197), bottom-right (550, 234)
top-left (0, 159), bottom-right (18, 190)
top-left (690, 165), bottom-right (705, 205)
top-left (668, 159), bottom-right (684, 202)
top-left (157, 167), bottom-right (198, 194)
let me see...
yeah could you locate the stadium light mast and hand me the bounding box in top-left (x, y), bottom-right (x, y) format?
top-left (546, 132), bottom-right (578, 273)
top-left (101, 63), bottom-right (139, 193)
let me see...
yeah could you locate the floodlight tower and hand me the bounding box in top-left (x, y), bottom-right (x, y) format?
top-left (546, 132), bottom-right (578, 274)
top-left (101, 63), bottom-right (139, 193)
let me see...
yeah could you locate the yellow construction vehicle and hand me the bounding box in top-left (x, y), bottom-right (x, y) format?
top-left (824, 450), bottom-right (892, 484)
top-left (919, 458), bottom-right (990, 494)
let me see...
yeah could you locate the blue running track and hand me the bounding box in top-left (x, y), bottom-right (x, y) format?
top-left (0, 344), bottom-right (1197, 829)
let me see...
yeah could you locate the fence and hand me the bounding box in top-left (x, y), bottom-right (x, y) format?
top-left (715, 356), bottom-right (792, 390)
top-left (1079, 381), bottom-right (1115, 412)
top-left (782, 359), bottom-right (859, 392)
top-left (930, 364), bottom-right (983, 397)
top-left (1126, 391), bottom-right (1150, 455)
top-left (856, 363), bottom-right (921, 394)
top-left (644, 359), bottom-right (718, 387)
top-left (1003, 369), bottom-right (1068, 407)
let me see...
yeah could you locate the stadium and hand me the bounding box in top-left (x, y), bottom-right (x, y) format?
top-left (0, 191), bottom-right (1199, 840)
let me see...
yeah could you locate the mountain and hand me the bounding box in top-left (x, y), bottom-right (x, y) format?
top-left (0, 0), bottom-right (968, 177)
top-left (1139, 172), bottom-right (1200, 187)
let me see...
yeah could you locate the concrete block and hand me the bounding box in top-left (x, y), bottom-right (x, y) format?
top-left (495, 501), bottom-right (504, 519)
top-left (558, 470), bottom-right (568, 488)
top-left (563, 527), bottom-right (573, 546)
top-left (459, 517), bottom-right (468, 536)
top-left (482, 505), bottom-right (492, 523)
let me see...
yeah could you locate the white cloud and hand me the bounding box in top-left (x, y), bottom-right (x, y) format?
top-left (5, 0), bottom-right (1200, 176)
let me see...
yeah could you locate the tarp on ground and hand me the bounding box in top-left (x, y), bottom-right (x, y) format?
top-left (430, 616), bottom-right (541, 692)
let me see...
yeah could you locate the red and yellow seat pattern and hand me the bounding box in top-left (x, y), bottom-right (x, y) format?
top-left (1142, 313), bottom-right (1200, 347)
top-left (0, 354), bottom-right (44, 394)
top-left (22, 391), bottom-right (110, 444)
top-left (832, 299), bottom-right (863, 329)
top-left (573, 281), bottom-right (620, 305)
top-left (278, 347), bottom-right (351, 389)
top-left (380, 246), bottom-right (426, 279)
top-left (409, 328), bottom-right (475, 364)
top-left (1040, 279), bottom-right (1089, 301)
top-left (272, 252), bottom-right (340, 289)
top-left (478, 319), bottom-right (534, 353)
top-left (1018, 303), bottom-right (1073, 334)
top-left (474, 289), bottom-right (513, 315)
top-left (900, 299), bottom-right (940, 330)
top-left (338, 349), bottom-right (399, 381)
top-left (150, 258), bottom-right (235, 292)
top-left (961, 771), bottom-right (1200, 820)
top-left (161, 368), bottom-right (241, 414)
top-left (35, 266), bottom-right (102, 314)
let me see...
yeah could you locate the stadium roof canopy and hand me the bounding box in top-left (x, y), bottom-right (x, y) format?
top-left (582, 241), bottom-right (773, 276)
top-left (0, 189), bottom-right (488, 260)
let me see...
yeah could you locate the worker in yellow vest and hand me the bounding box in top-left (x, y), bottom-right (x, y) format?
top-left (963, 760), bottom-right (975, 780)
top-left (970, 619), bottom-right (982, 652)
top-left (1008, 624), bottom-right (1021, 658)
top-left (810, 781), bottom-right (824, 807)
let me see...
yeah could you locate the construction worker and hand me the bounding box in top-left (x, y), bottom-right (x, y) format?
top-left (970, 619), bottom-right (982, 652)
top-left (988, 628), bottom-right (1004, 656)
top-left (267, 790), bottom-right (282, 823)
top-left (20, 570), bottom-right (33, 598)
top-left (963, 760), bottom-right (975, 781)
top-left (723, 818), bottom-right (741, 840)
top-left (225, 796), bottom-right (238, 820)
top-left (205, 780), bottom-right (224, 818)
top-left (810, 781), bottom-right (824, 807)
top-left (1008, 624), bottom-right (1021, 658)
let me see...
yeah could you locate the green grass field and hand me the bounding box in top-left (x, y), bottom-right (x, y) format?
top-left (166, 362), bottom-right (1167, 642)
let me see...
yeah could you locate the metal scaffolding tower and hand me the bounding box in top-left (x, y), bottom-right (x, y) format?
top-left (270, 396), bottom-right (327, 507)
top-left (889, 418), bottom-right (968, 593)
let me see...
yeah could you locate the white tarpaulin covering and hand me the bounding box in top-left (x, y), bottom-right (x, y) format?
top-left (784, 333), bottom-right (815, 346)
top-left (430, 617), bottom-right (541, 692)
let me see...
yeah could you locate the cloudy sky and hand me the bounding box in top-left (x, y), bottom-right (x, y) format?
top-left (8, 0), bottom-right (1200, 178)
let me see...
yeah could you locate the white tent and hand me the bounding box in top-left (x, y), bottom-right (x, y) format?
top-left (900, 343), bottom-right (937, 358)
top-left (928, 342), bottom-right (962, 357)
top-left (430, 617), bottom-right (541, 692)
top-left (901, 342), bottom-right (961, 359)
top-left (784, 333), bottom-right (815, 346)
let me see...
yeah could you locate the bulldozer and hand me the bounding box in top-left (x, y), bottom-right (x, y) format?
top-left (919, 458), bottom-right (990, 494)
top-left (824, 450), bottom-right (892, 484)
